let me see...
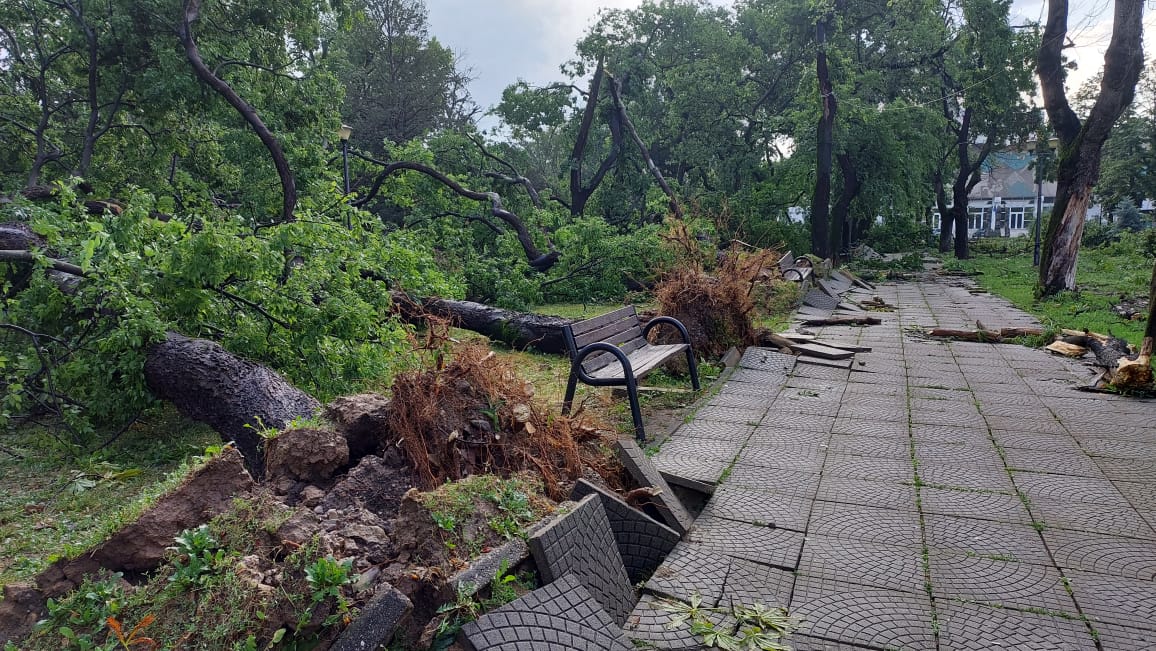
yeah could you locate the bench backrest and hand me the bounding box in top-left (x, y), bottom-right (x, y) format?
top-left (777, 250), bottom-right (795, 273)
top-left (563, 305), bottom-right (647, 374)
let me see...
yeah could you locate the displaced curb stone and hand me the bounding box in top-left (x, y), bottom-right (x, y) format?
top-left (461, 574), bottom-right (633, 651)
top-left (614, 438), bottom-right (695, 535)
top-left (570, 479), bottom-right (680, 583)
top-left (449, 538), bottom-right (530, 595)
top-left (528, 494), bottom-right (635, 626)
top-left (330, 584), bottom-right (412, 651)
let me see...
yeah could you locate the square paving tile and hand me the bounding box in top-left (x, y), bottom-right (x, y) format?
top-left (671, 420), bottom-right (754, 442)
top-left (1115, 480), bottom-right (1156, 507)
top-left (700, 486), bottom-right (811, 531)
top-left (983, 415), bottom-right (1067, 434)
top-left (720, 557), bottom-right (796, 608)
top-left (922, 514), bottom-right (1052, 565)
top-left (1079, 438), bottom-right (1156, 460)
top-left (814, 476), bottom-right (918, 511)
top-left (789, 574), bottom-right (936, 651)
top-left (823, 454), bottom-right (915, 483)
top-left (788, 634), bottom-right (877, 650)
top-left (1027, 496), bottom-right (1155, 539)
top-left (916, 461), bottom-right (1016, 492)
top-left (825, 434), bottom-right (912, 459)
top-left (644, 544), bottom-right (729, 606)
top-left (1013, 472), bottom-right (1131, 506)
top-left (747, 426), bottom-right (830, 447)
top-left (692, 405), bottom-right (767, 425)
top-left (910, 410), bottom-right (989, 428)
top-left (918, 486), bottom-right (1032, 524)
top-left (797, 535), bottom-right (925, 593)
top-left (990, 430), bottom-right (1085, 454)
top-left (687, 516), bottom-right (804, 570)
top-left (915, 442), bottom-right (1004, 466)
top-left (1041, 528), bottom-right (1156, 580)
top-left (936, 601), bottom-right (1097, 651)
top-left (652, 453), bottom-right (732, 487)
top-left (737, 444), bottom-right (827, 472)
top-left (806, 502), bottom-right (922, 546)
top-left (1066, 569), bottom-right (1156, 632)
top-left (1000, 447), bottom-right (1106, 477)
top-left (760, 412), bottom-right (835, 433)
top-left (625, 593), bottom-right (736, 651)
top-left (724, 467), bottom-right (820, 499)
top-left (653, 437), bottom-right (743, 462)
top-left (1098, 457), bottom-right (1156, 483)
top-left (831, 418), bottom-right (910, 438)
top-left (928, 552), bottom-right (1079, 614)
top-left (910, 424), bottom-right (992, 446)
top-left (1094, 622), bottom-right (1156, 651)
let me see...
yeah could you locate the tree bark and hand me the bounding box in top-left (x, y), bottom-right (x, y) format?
top-left (1036, 0), bottom-right (1146, 295)
top-left (830, 152), bottom-right (860, 263)
top-left (811, 13), bottom-right (836, 259)
top-left (569, 56), bottom-right (621, 216)
top-left (393, 293), bottom-right (570, 355)
top-left (177, 0), bottom-right (297, 224)
top-left (353, 156), bottom-right (558, 271)
top-left (144, 333), bottom-right (319, 474)
top-left (606, 72), bottom-right (684, 219)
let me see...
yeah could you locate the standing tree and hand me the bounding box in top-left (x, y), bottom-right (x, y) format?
top-left (1036, 0), bottom-right (1146, 295)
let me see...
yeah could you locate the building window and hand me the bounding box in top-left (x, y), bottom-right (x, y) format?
top-left (932, 212), bottom-right (941, 230)
top-left (1008, 206), bottom-right (1027, 230)
top-left (968, 207), bottom-right (986, 230)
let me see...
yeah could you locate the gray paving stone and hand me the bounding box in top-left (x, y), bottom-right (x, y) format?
top-left (916, 461), bottom-right (1016, 492)
top-left (1098, 457), bottom-right (1156, 483)
top-left (672, 420), bottom-right (754, 441)
top-left (644, 544), bottom-right (729, 606)
top-left (927, 552), bottom-right (1078, 614)
top-left (724, 467), bottom-right (820, 499)
top-left (1028, 496), bottom-right (1155, 538)
top-left (1000, 448), bottom-right (1105, 477)
top-left (450, 539), bottom-right (530, 594)
top-left (823, 454), bottom-right (914, 483)
top-left (789, 635), bottom-right (876, 650)
top-left (728, 368), bottom-right (791, 386)
top-left (570, 480), bottom-right (680, 584)
top-left (1013, 472), bottom-right (1130, 506)
top-left (706, 392), bottom-right (774, 410)
top-left (803, 289), bottom-right (840, 311)
top-left (1079, 438), bottom-right (1156, 459)
top-left (825, 434), bottom-right (912, 459)
top-left (691, 404), bottom-right (767, 425)
top-left (761, 412), bottom-right (835, 432)
top-left (836, 402), bottom-right (909, 422)
top-left (797, 535), bottom-right (925, 593)
top-left (1115, 480), bottom-right (1156, 506)
top-left (1066, 569), bottom-right (1156, 631)
top-left (527, 494), bottom-right (635, 626)
top-left (830, 418), bottom-right (909, 438)
top-left (720, 556), bottom-right (796, 608)
top-left (739, 348), bottom-right (797, 373)
top-left (915, 442), bottom-right (1004, 466)
top-left (922, 514), bottom-right (1052, 565)
top-left (990, 430), bottom-right (1085, 453)
top-left (918, 486), bottom-right (1032, 524)
top-left (735, 444), bottom-right (826, 472)
top-left (814, 476), bottom-right (918, 511)
top-left (789, 575), bottom-right (936, 651)
top-left (1041, 528), bottom-right (1156, 579)
top-left (793, 364), bottom-right (853, 381)
top-left (984, 415), bottom-right (1067, 434)
top-left (331, 584), bottom-right (412, 651)
top-left (806, 502), bottom-right (923, 546)
top-left (747, 426), bottom-right (829, 447)
top-left (461, 574), bottom-right (633, 651)
top-left (654, 454), bottom-right (733, 488)
top-left (910, 424), bottom-right (993, 446)
top-left (936, 601), bottom-right (1097, 651)
top-left (911, 409), bottom-right (989, 428)
top-left (1094, 622), bottom-right (1156, 651)
top-left (656, 437), bottom-right (744, 462)
top-left (614, 438), bottom-right (695, 535)
top-left (624, 592), bottom-right (737, 650)
top-left (687, 516), bottom-right (804, 569)
top-left (700, 486), bottom-right (811, 531)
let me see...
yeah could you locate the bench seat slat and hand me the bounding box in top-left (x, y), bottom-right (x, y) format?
top-left (568, 306), bottom-right (638, 338)
top-left (583, 336), bottom-right (647, 373)
top-left (586, 344), bottom-right (688, 380)
top-left (574, 319), bottom-right (643, 350)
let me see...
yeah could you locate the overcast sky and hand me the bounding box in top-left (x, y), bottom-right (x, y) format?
top-left (426, 0), bottom-right (1156, 123)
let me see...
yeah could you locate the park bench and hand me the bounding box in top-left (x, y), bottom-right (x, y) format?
top-left (560, 306), bottom-right (700, 441)
top-left (778, 250), bottom-right (814, 282)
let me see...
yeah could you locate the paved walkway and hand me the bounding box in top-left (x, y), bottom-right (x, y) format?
top-left (629, 277), bottom-right (1156, 651)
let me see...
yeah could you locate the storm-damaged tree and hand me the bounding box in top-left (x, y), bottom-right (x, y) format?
top-left (1036, 0), bottom-right (1146, 295)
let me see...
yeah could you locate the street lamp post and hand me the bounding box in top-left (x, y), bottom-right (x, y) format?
top-left (1032, 136), bottom-right (1058, 267)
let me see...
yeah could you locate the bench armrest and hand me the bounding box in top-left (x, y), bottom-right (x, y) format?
top-left (643, 316), bottom-right (693, 347)
top-left (572, 341), bottom-right (636, 386)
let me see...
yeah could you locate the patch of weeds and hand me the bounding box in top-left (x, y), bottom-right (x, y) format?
top-left (169, 524), bottom-right (228, 588)
top-left (429, 562), bottom-right (536, 650)
top-left (303, 556), bottom-right (356, 628)
top-left (660, 593), bottom-right (801, 650)
top-left (417, 474), bottom-right (552, 558)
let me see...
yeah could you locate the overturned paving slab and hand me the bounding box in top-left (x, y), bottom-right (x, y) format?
top-left (614, 438), bottom-right (695, 534)
top-left (528, 494), bottom-right (635, 626)
top-left (461, 574), bottom-right (633, 651)
top-left (570, 479), bottom-right (679, 583)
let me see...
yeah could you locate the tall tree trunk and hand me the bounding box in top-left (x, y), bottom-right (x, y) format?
top-left (811, 14), bottom-right (835, 259)
top-left (177, 0), bottom-right (297, 224)
top-left (934, 172), bottom-right (953, 252)
top-left (569, 56), bottom-right (620, 216)
top-left (830, 152), bottom-right (860, 263)
top-left (1036, 0), bottom-right (1146, 296)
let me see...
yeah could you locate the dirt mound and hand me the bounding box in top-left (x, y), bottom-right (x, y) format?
top-left (387, 344), bottom-right (617, 499)
top-left (265, 427), bottom-right (350, 483)
top-left (325, 393), bottom-right (392, 458)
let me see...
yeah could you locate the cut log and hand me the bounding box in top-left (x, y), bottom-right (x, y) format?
top-left (1085, 335), bottom-right (1134, 370)
top-left (790, 342), bottom-right (855, 360)
top-left (928, 328), bottom-right (1003, 342)
top-left (393, 293), bottom-right (570, 355)
top-left (144, 333), bottom-right (320, 474)
top-left (798, 315), bottom-right (882, 326)
top-left (999, 327), bottom-right (1045, 338)
top-left (1113, 337), bottom-right (1153, 390)
top-left (1045, 341), bottom-right (1088, 357)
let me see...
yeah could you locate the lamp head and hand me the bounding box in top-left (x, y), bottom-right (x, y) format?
top-left (338, 124), bottom-right (352, 142)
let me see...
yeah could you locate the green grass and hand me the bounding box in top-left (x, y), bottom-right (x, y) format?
top-left (0, 406), bottom-right (220, 586)
top-left (532, 302), bottom-right (650, 319)
top-left (948, 242), bottom-right (1150, 346)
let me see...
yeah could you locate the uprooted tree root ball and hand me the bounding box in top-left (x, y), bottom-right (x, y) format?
top-left (653, 235), bottom-right (784, 358)
top-left (387, 343), bottom-right (621, 500)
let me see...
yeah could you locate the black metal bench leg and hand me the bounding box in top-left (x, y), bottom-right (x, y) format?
top-left (686, 349), bottom-right (701, 391)
top-left (624, 372), bottom-right (645, 441)
top-left (561, 368), bottom-right (579, 416)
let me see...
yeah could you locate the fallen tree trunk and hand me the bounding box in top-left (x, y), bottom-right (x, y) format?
top-left (394, 293), bottom-right (570, 355)
top-left (144, 333), bottom-right (320, 474)
top-left (799, 315), bottom-right (881, 326)
top-left (927, 327), bottom-right (1045, 343)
